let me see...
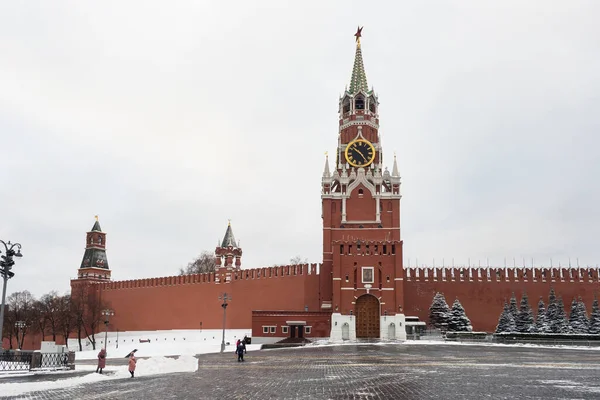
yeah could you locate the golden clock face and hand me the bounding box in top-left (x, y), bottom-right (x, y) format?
top-left (345, 139), bottom-right (376, 167)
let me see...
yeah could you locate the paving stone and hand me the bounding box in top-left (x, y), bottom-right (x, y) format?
top-left (3, 343), bottom-right (600, 399)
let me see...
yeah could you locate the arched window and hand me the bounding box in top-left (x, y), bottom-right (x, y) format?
top-left (355, 95), bottom-right (365, 110)
top-left (358, 188), bottom-right (364, 198)
top-left (342, 97), bottom-right (351, 114)
top-left (368, 96), bottom-right (376, 113)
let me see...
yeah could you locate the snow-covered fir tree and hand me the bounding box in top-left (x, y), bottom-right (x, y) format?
top-left (428, 292), bottom-right (450, 328)
top-left (568, 298), bottom-right (578, 333)
top-left (589, 297), bottom-right (600, 334)
top-left (534, 297), bottom-right (547, 333)
top-left (495, 301), bottom-right (516, 333)
top-left (543, 288), bottom-right (559, 333)
top-left (508, 293), bottom-right (518, 319)
top-left (447, 299), bottom-right (472, 332)
top-left (548, 287), bottom-right (557, 305)
top-left (568, 297), bottom-right (589, 333)
top-left (515, 292), bottom-right (534, 333)
top-left (552, 297), bottom-right (569, 333)
top-left (577, 297), bottom-right (589, 332)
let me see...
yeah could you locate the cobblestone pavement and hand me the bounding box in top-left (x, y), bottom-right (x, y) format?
top-left (3, 343), bottom-right (600, 399)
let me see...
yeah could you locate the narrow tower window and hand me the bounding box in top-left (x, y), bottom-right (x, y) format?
top-left (340, 245), bottom-right (344, 255)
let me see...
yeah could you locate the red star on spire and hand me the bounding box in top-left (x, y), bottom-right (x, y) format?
top-left (354, 26), bottom-right (363, 42)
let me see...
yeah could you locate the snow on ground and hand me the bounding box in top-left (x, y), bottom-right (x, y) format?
top-left (0, 329), bottom-right (258, 397)
top-left (0, 355), bottom-right (199, 396)
top-left (70, 328), bottom-right (253, 359)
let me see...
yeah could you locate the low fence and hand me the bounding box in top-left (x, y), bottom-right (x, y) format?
top-left (441, 332), bottom-right (600, 346)
top-left (0, 350), bottom-right (75, 373)
top-left (0, 351), bottom-right (32, 373)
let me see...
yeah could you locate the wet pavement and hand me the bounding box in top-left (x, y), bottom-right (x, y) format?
top-left (3, 342), bottom-right (600, 399)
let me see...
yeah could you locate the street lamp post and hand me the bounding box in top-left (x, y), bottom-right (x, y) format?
top-left (101, 309), bottom-right (114, 351)
top-left (15, 321), bottom-right (25, 350)
top-left (218, 293), bottom-right (231, 353)
top-left (0, 240), bottom-right (23, 350)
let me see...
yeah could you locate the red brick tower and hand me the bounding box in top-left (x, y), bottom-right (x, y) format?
top-left (322, 27), bottom-right (405, 340)
top-left (72, 216), bottom-right (112, 284)
top-left (215, 221), bottom-right (242, 284)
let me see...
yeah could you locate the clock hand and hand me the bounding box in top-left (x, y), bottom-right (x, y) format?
top-left (355, 148), bottom-right (368, 162)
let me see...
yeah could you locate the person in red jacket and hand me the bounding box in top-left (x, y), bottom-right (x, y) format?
top-left (128, 352), bottom-right (137, 378)
top-left (96, 348), bottom-right (106, 374)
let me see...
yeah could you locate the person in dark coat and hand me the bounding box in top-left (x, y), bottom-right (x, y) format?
top-left (96, 348), bottom-right (106, 374)
top-left (236, 341), bottom-right (245, 362)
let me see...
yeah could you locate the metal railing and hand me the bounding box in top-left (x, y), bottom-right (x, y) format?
top-left (0, 350), bottom-right (74, 373)
top-left (0, 351), bottom-right (33, 372)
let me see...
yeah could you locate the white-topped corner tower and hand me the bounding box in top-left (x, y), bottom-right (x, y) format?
top-left (321, 27), bottom-right (405, 341)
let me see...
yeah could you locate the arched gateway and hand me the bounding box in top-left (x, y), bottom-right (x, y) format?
top-left (355, 294), bottom-right (380, 338)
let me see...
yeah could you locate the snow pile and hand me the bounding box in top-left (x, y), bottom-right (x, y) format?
top-left (0, 355), bottom-right (197, 396)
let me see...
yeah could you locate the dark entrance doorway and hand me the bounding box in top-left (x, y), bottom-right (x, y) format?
top-left (288, 321), bottom-right (306, 339)
top-left (355, 294), bottom-right (380, 338)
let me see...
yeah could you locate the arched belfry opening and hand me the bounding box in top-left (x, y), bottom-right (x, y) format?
top-left (342, 96), bottom-right (351, 114)
top-left (355, 94), bottom-right (365, 110)
top-left (355, 294), bottom-right (380, 338)
top-left (368, 95), bottom-right (376, 113)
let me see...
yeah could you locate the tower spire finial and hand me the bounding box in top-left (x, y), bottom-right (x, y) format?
top-left (323, 151), bottom-right (331, 177)
top-left (349, 26), bottom-right (368, 94)
top-left (95, 215), bottom-right (99, 221)
top-left (354, 26), bottom-right (363, 47)
top-left (392, 152), bottom-right (400, 177)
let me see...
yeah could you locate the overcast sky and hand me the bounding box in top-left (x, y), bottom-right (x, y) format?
top-left (1, 1), bottom-right (599, 298)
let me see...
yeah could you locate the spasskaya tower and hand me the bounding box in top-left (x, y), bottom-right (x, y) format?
top-left (321, 27), bottom-right (405, 340)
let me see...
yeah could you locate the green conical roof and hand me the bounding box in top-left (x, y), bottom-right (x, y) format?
top-left (221, 222), bottom-right (237, 248)
top-left (91, 219), bottom-right (102, 232)
top-left (348, 39), bottom-right (369, 94)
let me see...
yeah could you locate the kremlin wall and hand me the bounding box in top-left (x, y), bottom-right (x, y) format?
top-left (4, 29), bottom-right (599, 350)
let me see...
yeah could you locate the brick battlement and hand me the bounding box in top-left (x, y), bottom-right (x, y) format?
top-left (97, 263), bottom-right (323, 291)
top-left (404, 266), bottom-right (600, 283)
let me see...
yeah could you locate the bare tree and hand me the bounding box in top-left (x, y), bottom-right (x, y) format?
top-left (179, 251), bottom-right (216, 275)
top-left (57, 294), bottom-right (75, 348)
top-left (39, 291), bottom-right (62, 341)
top-left (289, 255), bottom-right (308, 265)
top-left (6, 291), bottom-right (36, 349)
top-left (71, 284), bottom-right (108, 351)
top-left (30, 300), bottom-right (49, 341)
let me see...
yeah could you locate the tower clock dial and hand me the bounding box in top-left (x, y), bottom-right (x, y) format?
top-left (345, 139), bottom-right (376, 168)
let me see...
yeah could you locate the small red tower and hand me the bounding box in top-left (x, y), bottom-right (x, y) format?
top-left (215, 221), bottom-right (242, 284)
top-left (322, 27), bottom-right (405, 340)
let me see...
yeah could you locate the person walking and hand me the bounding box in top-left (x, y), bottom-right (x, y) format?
top-left (128, 351), bottom-right (137, 378)
top-left (236, 340), bottom-right (245, 362)
top-left (96, 348), bottom-right (106, 374)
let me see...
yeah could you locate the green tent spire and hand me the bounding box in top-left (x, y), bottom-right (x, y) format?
top-left (348, 26), bottom-right (369, 95)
